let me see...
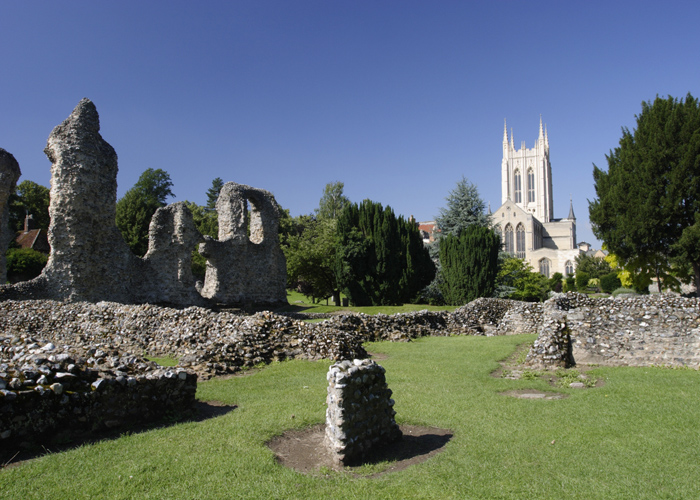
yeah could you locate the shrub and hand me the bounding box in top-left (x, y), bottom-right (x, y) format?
top-left (548, 272), bottom-right (564, 293)
top-left (564, 276), bottom-right (576, 292)
top-left (6, 248), bottom-right (48, 282)
top-left (575, 271), bottom-right (590, 292)
top-left (600, 272), bottom-right (622, 294)
top-left (612, 287), bottom-right (638, 297)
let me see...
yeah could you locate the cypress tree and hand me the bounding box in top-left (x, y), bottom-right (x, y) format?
top-left (335, 200), bottom-right (434, 306)
top-left (439, 225), bottom-right (500, 305)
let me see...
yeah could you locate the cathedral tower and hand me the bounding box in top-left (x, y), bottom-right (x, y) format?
top-left (501, 117), bottom-right (553, 223)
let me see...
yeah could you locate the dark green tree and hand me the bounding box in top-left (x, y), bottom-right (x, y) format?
top-left (116, 168), bottom-right (174, 256)
top-left (315, 181), bottom-right (350, 220)
top-left (589, 93), bottom-right (700, 295)
top-left (438, 225), bottom-right (500, 305)
top-left (9, 180), bottom-right (50, 231)
top-left (205, 177), bottom-right (224, 212)
top-left (335, 200), bottom-right (434, 306)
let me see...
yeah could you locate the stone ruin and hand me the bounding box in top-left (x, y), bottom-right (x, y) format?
top-left (0, 99), bottom-right (286, 308)
top-left (0, 149), bottom-right (21, 283)
top-left (200, 182), bottom-right (287, 307)
top-left (325, 359), bottom-right (401, 465)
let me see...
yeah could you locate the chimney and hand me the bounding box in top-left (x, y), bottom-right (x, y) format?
top-left (24, 214), bottom-right (35, 232)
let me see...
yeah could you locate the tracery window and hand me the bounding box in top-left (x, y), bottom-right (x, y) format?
top-left (514, 169), bottom-right (522, 203)
top-left (527, 168), bottom-right (535, 203)
top-left (539, 258), bottom-right (551, 278)
top-left (516, 224), bottom-right (526, 259)
top-left (504, 224), bottom-right (514, 255)
top-left (565, 260), bottom-right (574, 277)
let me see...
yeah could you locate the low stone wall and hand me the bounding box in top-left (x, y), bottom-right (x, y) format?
top-left (1, 335), bottom-right (196, 453)
top-left (325, 359), bottom-right (401, 465)
top-left (527, 293), bottom-right (700, 368)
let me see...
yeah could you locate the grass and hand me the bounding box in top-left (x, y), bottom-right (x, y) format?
top-left (279, 290), bottom-right (458, 314)
top-left (2, 335), bottom-right (699, 499)
top-left (145, 356), bottom-right (179, 367)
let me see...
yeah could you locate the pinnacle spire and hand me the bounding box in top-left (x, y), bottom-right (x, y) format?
top-left (538, 115), bottom-right (544, 141)
top-left (503, 119), bottom-right (508, 144)
top-left (545, 124), bottom-right (549, 148)
top-left (568, 195), bottom-right (575, 220)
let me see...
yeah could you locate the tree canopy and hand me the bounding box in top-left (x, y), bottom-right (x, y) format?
top-left (589, 93), bottom-right (700, 294)
top-left (335, 200), bottom-right (434, 306)
top-left (116, 168), bottom-right (174, 256)
top-left (435, 176), bottom-right (490, 237)
top-left (9, 180), bottom-right (50, 231)
top-left (315, 181), bottom-right (350, 220)
top-left (206, 177), bottom-right (224, 212)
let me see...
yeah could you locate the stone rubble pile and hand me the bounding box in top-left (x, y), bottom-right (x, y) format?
top-left (325, 359), bottom-right (401, 465)
top-left (0, 334), bottom-right (196, 449)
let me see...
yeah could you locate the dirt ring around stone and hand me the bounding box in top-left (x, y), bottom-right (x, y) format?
top-left (268, 423), bottom-right (453, 477)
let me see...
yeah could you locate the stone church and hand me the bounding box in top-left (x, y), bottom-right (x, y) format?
top-left (491, 118), bottom-right (581, 277)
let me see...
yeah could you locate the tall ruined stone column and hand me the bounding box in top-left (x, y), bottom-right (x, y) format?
top-left (0, 149), bottom-right (22, 283)
top-left (199, 182), bottom-right (287, 307)
top-left (41, 98), bottom-right (140, 302)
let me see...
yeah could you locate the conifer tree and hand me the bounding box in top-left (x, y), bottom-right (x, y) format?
top-left (439, 225), bottom-right (500, 305)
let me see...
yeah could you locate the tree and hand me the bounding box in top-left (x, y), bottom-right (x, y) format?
top-left (315, 181), bottom-right (350, 220)
top-left (116, 168), bottom-right (174, 256)
top-left (335, 200), bottom-right (434, 306)
top-left (434, 176), bottom-right (490, 237)
top-left (439, 225), bottom-right (500, 305)
top-left (284, 217), bottom-right (340, 304)
top-left (495, 256), bottom-right (550, 302)
top-left (574, 254), bottom-right (611, 280)
top-left (205, 177), bottom-right (224, 212)
top-left (423, 177), bottom-right (490, 304)
top-left (589, 93), bottom-right (700, 295)
top-left (9, 180), bottom-right (50, 231)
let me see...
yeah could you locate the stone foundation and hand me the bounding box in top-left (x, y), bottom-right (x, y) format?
top-left (325, 359), bottom-right (401, 465)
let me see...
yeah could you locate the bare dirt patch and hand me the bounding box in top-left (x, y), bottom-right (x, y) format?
top-left (268, 424), bottom-right (452, 477)
top-left (500, 389), bottom-right (567, 400)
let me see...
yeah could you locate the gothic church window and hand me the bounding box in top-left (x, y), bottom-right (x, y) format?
top-left (504, 224), bottom-right (514, 254)
top-left (516, 224), bottom-right (526, 259)
top-left (565, 260), bottom-right (574, 277)
top-left (527, 168), bottom-right (535, 203)
top-left (514, 169), bottom-right (522, 203)
top-left (539, 258), bottom-right (551, 278)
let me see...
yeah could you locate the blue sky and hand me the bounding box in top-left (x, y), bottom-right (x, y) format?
top-left (2, 1), bottom-right (699, 247)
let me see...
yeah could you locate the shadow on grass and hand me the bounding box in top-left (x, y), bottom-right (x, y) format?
top-left (1, 400), bottom-right (236, 470)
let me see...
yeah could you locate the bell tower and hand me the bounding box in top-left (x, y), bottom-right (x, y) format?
top-left (501, 117), bottom-right (553, 223)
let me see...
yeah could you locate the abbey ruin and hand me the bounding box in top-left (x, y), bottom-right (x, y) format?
top-left (0, 99), bottom-right (287, 308)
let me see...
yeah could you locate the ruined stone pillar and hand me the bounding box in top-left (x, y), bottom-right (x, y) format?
top-left (199, 182), bottom-right (287, 307)
top-left (0, 149), bottom-right (21, 283)
top-left (40, 98), bottom-right (140, 302)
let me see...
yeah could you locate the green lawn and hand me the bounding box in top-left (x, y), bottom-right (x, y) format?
top-left (2, 335), bottom-right (699, 499)
top-left (280, 290), bottom-right (458, 314)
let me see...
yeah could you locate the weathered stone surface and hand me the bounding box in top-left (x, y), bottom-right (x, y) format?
top-left (142, 202), bottom-right (205, 305)
top-left (325, 359), bottom-right (401, 465)
top-left (200, 182), bottom-right (287, 307)
top-left (527, 293), bottom-right (700, 368)
top-left (0, 149), bottom-right (22, 283)
top-left (0, 100), bottom-right (208, 306)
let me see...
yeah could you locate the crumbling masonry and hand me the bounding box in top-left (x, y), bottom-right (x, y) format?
top-left (0, 99), bottom-right (286, 307)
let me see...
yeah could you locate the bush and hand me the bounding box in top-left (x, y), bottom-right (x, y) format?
top-left (575, 271), bottom-right (590, 292)
top-left (600, 272), bottom-right (622, 294)
top-left (548, 272), bottom-right (564, 293)
top-left (612, 287), bottom-right (638, 297)
top-left (564, 276), bottom-right (576, 292)
top-left (6, 248), bottom-right (47, 282)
